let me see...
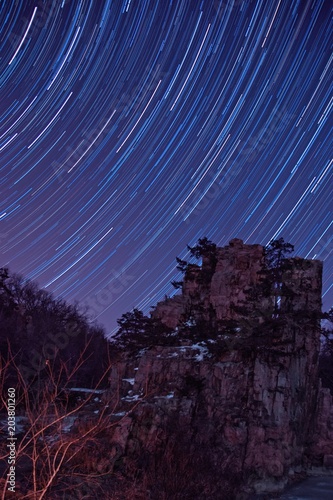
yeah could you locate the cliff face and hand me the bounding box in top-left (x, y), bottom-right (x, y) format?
top-left (151, 238), bottom-right (266, 329)
top-left (107, 239), bottom-right (333, 498)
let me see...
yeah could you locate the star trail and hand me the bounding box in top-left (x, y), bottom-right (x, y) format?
top-left (0, 0), bottom-right (332, 335)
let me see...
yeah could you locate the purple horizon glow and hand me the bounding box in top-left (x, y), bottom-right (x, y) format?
top-left (1, 0), bottom-right (332, 336)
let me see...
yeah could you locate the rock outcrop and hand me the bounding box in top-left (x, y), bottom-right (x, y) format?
top-left (106, 239), bottom-right (333, 498)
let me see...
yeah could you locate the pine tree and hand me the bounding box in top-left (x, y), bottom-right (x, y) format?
top-left (171, 280), bottom-right (183, 289)
top-left (176, 257), bottom-right (188, 273)
top-left (262, 238), bottom-right (294, 316)
top-left (187, 236), bottom-right (217, 260)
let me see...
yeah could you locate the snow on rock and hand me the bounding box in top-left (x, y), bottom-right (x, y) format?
top-left (122, 378), bottom-right (135, 385)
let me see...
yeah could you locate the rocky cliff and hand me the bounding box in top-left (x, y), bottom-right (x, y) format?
top-left (106, 239), bottom-right (333, 499)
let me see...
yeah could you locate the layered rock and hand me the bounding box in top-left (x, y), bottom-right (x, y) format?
top-left (106, 239), bottom-right (333, 498)
top-left (151, 238), bottom-right (266, 328)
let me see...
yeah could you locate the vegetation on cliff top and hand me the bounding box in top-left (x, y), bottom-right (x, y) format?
top-left (0, 237), bottom-right (332, 497)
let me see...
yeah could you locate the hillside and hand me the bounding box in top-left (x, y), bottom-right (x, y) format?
top-left (1, 238), bottom-right (333, 499)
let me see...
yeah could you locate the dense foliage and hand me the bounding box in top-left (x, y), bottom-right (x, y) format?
top-left (0, 267), bottom-right (110, 394)
top-left (319, 307), bottom-right (333, 394)
top-left (2, 235), bottom-right (331, 397)
top-left (171, 236), bottom-right (217, 289)
top-left (112, 308), bottom-right (174, 352)
top-left (114, 238), bottom-right (332, 368)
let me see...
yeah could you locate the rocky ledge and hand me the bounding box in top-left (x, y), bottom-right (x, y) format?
top-left (105, 240), bottom-right (333, 498)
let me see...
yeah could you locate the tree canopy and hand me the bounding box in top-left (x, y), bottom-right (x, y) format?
top-left (171, 236), bottom-right (217, 289)
top-left (0, 267), bottom-right (110, 392)
top-left (187, 236), bottom-right (217, 259)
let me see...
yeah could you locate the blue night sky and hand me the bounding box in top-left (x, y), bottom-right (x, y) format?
top-left (0, 0), bottom-right (332, 336)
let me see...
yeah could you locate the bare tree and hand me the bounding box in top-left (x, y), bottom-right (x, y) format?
top-left (0, 341), bottom-right (142, 499)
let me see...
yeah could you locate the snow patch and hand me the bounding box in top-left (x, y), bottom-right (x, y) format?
top-left (62, 415), bottom-right (77, 433)
top-left (167, 352), bottom-right (179, 358)
top-left (183, 342), bottom-right (210, 361)
top-left (122, 394), bottom-right (141, 402)
top-left (67, 387), bottom-right (105, 394)
top-left (154, 391), bottom-right (175, 399)
top-left (123, 378), bottom-right (135, 385)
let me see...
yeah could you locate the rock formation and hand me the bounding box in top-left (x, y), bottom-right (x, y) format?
top-left (106, 239), bottom-right (333, 498)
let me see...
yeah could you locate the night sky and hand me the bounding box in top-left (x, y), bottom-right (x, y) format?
top-left (1, 0), bottom-right (332, 336)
